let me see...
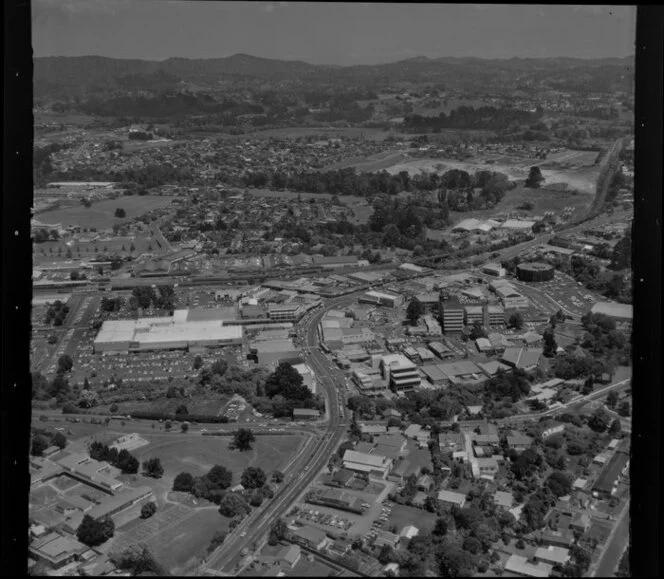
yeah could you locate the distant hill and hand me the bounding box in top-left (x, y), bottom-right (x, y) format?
top-left (33, 53), bottom-right (635, 103)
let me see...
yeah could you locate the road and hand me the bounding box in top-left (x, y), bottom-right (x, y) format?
top-left (589, 499), bottom-right (630, 577)
top-left (202, 296), bottom-right (356, 574)
top-left (496, 378), bottom-right (631, 425)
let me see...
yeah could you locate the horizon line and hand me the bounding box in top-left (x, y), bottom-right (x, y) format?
top-left (35, 52), bottom-right (636, 67)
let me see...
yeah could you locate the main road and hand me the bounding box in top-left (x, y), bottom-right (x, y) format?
top-left (202, 295), bottom-right (357, 574)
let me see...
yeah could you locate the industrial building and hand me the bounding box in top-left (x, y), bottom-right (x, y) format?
top-left (359, 290), bottom-right (403, 308)
top-left (487, 304), bottom-right (506, 327)
top-left (251, 339), bottom-right (299, 366)
top-left (490, 281), bottom-right (530, 309)
top-left (441, 298), bottom-right (464, 333)
top-left (93, 312), bottom-right (243, 354)
top-left (464, 305), bottom-right (484, 325)
top-left (516, 262), bottom-right (556, 282)
top-left (380, 354), bottom-right (421, 391)
top-left (342, 449), bottom-right (392, 479)
top-left (481, 263), bottom-right (506, 277)
top-left (29, 532), bottom-right (91, 570)
top-left (592, 451), bottom-right (630, 498)
top-left (352, 369), bottom-right (385, 396)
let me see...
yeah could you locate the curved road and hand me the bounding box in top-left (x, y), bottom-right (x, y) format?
top-left (202, 296), bottom-right (356, 574)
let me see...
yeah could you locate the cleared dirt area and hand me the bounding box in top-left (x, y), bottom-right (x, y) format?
top-left (383, 154), bottom-right (600, 194)
top-left (36, 196), bottom-right (175, 229)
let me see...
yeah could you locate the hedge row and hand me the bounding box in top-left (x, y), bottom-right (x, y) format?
top-left (129, 411), bottom-right (232, 423)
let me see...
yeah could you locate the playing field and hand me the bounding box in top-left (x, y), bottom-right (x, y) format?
top-left (36, 196), bottom-right (175, 229)
top-left (131, 434), bottom-right (306, 486)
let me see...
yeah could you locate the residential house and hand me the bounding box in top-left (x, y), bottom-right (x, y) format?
top-left (437, 490), bottom-right (467, 509)
top-left (493, 491), bottom-right (514, 510)
top-left (534, 546), bottom-right (570, 566)
top-left (504, 554), bottom-right (553, 578)
top-left (374, 531), bottom-right (400, 549)
top-left (342, 450), bottom-right (392, 479)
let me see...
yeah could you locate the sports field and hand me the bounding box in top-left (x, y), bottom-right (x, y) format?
top-left (131, 434), bottom-right (306, 486)
top-left (36, 196), bottom-right (174, 229)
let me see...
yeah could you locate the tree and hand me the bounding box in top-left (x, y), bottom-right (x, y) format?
top-left (582, 377), bottom-right (594, 396)
top-left (142, 457), bottom-right (164, 479)
top-left (433, 517), bottom-right (448, 536)
top-left (83, 377), bottom-right (91, 390)
top-left (241, 466), bottom-right (267, 489)
top-left (114, 207), bottom-right (127, 218)
top-left (546, 472), bottom-right (572, 497)
top-left (525, 166), bottom-right (545, 188)
top-left (508, 312), bottom-right (524, 330)
top-left (173, 472), bottom-right (195, 492)
top-left (269, 518), bottom-right (288, 545)
top-left (193, 355), bottom-right (203, 370)
top-left (233, 428), bottom-right (256, 451)
top-left (31, 435), bottom-right (49, 457)
top-left (110, 544), bottom-right (164, 576)
top-left (264, 361), bottom-right (310, 400)
top-left (117, 449), bottom-right (140, 474)
top-left (181, 422), bottom-right (189, 433)
top-left (77, 514), bottom-right (115, 547)
top-left (207, 464), bottom-right (233, 490)
top-left (175, 404), bottom-right (189, 418)
top-left (606, 391), bottom-right (619, 410)
top-left (543, 327), bottom-right (558, 358)
top-left (218, 493), bottom-right (250, 518)
top-left (608, 419), bottom-right (622, 436)
top-left (271, 470), bottom-right (284, 484)
top-left (57, 354), bottom-right (74, 373)
top-left (588, 408), bottom-right (611, 433)
top-left (378, 544), bottom-right (396, 564)
top-left (617, 401), bottom-right (631, 417)
top-left (469, 320), bottom-right (487, 340)
top-left (406, 299), bottom-right (425, 326)
top-left (140, 501), bottom-right (157, 519)
top-left (53, 432), bottom-right (67, 449)
top-left (463, 536), bottom-right (482, 555)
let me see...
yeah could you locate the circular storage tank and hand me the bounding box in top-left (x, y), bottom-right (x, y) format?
top-left (516, 262), bottom-right (555, 282)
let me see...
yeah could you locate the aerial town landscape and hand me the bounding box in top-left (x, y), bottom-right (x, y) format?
top-left (27, 3), bottom-right (636, 578)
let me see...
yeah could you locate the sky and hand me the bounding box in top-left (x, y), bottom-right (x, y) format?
top-left (32, 2), bottom-right (636, 64)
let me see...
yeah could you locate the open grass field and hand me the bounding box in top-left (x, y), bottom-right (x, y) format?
top-left (149, 507), bottom-right (229, 573)
top-left (36, 195), bottom-right (175, 230)
top-left (383, 155), bottom-right (600, 194)
top-left (131, 434), bottom-right (306, 486)
top-left (386, 503), bottom-right (438, 534)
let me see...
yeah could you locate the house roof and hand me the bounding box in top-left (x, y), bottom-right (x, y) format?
top-left (437, 490), bottom-right (466, 505)
top-left (493, 491), bottom-right (514, 508)
top-left (293, 525), bottom-right (327, 545)
top-left (505, 555), bottom-right (552, 577)
top-left (501, 347), bottom-right (542, 369)
top-left (535, 546), bottom-right (570, 564)
top-left (87, 486), bottom-right (152, 519)
top-left (343, 450), bottom-right (388, 468)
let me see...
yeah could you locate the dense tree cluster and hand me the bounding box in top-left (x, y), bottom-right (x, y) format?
top-left (403, 106), bottom-right (540, 131)
top-left (130, 284), bottom-right (176, 311)
top-left (77, 514), bottom-right (115, 547)
top-left (109, 544), bottom-right (165, 576)
top-left (44, 300), bottom-right (70, 327)
top-left (142, 457), bottom-right (164, 478)
top-left (89, 441), bottom-right (140, 474)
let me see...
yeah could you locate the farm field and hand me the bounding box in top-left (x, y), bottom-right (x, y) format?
top-left (131, 434), bottom-right (307, 487)
top-left (36, 195), bottom-right (175, 230)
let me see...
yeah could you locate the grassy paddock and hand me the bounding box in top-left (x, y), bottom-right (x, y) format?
top-left (131, 434), bottom-right (306, 486)
top-left (36, 196), bottom-right (175, 230)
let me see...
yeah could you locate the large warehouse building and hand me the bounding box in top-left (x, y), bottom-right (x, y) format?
top-left (94, 311), bottom-right (243, 353)
top-left (516, 262), bottom-right (555, 282)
